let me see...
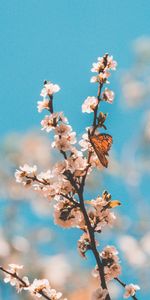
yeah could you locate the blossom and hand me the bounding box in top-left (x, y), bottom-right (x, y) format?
top-left (96, 210), bottom-right (116, 231)
top-left (7, 264), bottom-right (23, 273)
top-left (41, 112), bottom-right (68, 133)
top-left (54, 124), bottom-right (72, 136)
top-left (106, 55), bottom-right (117, 70)
top-left (4, 275), bottom-right (18, 286)
top-left (48, 288), bottom-right (62, 300)
top-left (37, 99), bottom-right (50, 113)
top-left (40, 183), bottom-right (61, 201)
top-left (79, 133), bottom-right (90, 151)
top-left (82, 96), bottom-right (98, 113)
top-left (15, 165), bottom-right (37, 185)
top-left (58, 178), bottom-right (73, 195)
top-left (37, 170), bottom-right (52, 182)
top-left (90, 71), bottom-right (110, 84)
top-left (52, 161), bottom-right (67, 176)
top-left (105, 263), bottom-right (121, 281)
top-left (66, 155), bottom-right (88, 177)
top-left (41, 114), bottom-right (57, 132)
top-left (4, 264), bottom-right (24, 287)
top-left (78, 232), bottom-right (91, 258)
top-left (52, 133), bottom-right (76, 151)
top-left (90, 195), bottom-right (108, 209)
top-left (27, 278), bottom-right (50, 297)
top-left (91, 288), bottom-right (108, 300)
top-left (16, 276), bottom-right (30, 293)
top-left (123, 284), bottom-right (140, 298)
top-left (101, 246), bottom-right (119, 261)
top-left (102, 88), bottom-right (115, 104)
top-left (91, 57), bottom-right (104, 73)
top-left (40, 81), bottom-right (60, 97)
top-left (54, 199), bottom-right (84, 228)
top-left (91, 55), bottom-right (117, 73)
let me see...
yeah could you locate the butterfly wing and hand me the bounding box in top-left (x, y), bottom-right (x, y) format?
top-left (89, 134), bottom-right (113, 168)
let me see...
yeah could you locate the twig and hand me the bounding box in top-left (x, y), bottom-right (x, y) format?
top-left (0, 267), bottom-right (52, 300)
top-left (115, 277), bottom-right (138, 300)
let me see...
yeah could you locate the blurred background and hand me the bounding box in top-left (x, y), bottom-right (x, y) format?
top-left (0, 1), bottom-right (150, 299)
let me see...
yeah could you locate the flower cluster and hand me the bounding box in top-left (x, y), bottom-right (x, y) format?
top-left (80, 54), bottom-right (116, 113)
top-left (2, 264), bottom-right (66, 300)
top-left (92, 246), bottom-right (121, 282)
top-left (37, 81), bottom-right (60, 113)
top-left (124, 284), bottom-right (140, 299)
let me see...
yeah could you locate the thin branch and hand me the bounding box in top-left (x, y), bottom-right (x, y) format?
top-left (78, 191), bottom-right (111, 299)
top-left (0, 267), bottom-right (52, 300)
top-left (115, 278), bottom-right (138, 300)
top-left (92, 82), bottom-right (102, 134)
top-left (59, 193), bottom-right (80, 207)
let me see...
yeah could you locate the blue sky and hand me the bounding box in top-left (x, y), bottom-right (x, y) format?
top-left (0, 0), bottom-right (150, 137)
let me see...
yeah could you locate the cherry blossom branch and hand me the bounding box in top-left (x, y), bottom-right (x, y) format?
top-left (81, 81), bottom-right (102, 190)
top-left (15, 56), bottom-right (141, 300)
top-left (115, 278), bottom-right (138, 300)
top-left (0, 266), bottom-right (52, 300)
top-left (92, 82), bottom-right (102, 133)
top-left (78, 191), bottom-right (110, 297)
top-left (64, 172), bottom-right (110, 297)
top-left (59, 193), bottom-right (80, 206)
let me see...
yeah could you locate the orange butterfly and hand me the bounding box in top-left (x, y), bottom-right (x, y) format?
top-left (89, 133), bottom-right (113, 168)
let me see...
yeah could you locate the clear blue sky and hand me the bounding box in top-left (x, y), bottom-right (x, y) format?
top-left (0, 0), bottom-right (150, 136)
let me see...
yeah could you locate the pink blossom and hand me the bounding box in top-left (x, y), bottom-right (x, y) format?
top-left (52, 133), bottom-right (76, 151)
top-left (4, 264), bottom-right (24, 287)
top-left (91, 288), bottom-right (108, 300)
top-left (41, 112), bottom-right (68, 133)
top-left (82, 96), bottom-right (98, 113)
top-left (41, 115), bottom-right (57, 132)
top-left (91, 55), bottom-right (117, 73)
top-left (90, 196), bottom-right (108, 209)
top-left (48, 288), bottom-right (62, 299)
top-left (95, 210), bottom-right (116, 231)
top-left (54, 200), bottom-right (84, 228)
top-left (123, 284), bottom-right (140, 298)
top-left (66, 156), bottom-right (88, 176)
top-left (52, 161), bottom-right (67, 176)
top-left (79, 133), bottom-right (90, 151)
top-left (41, 183), bottom-right (60, 201)
top-left (37, 99), bottom-right (50, 113)
top-left (101, 246), bottom-right (119, 261)
top-left (8, 264), bottom-right (23, 273)
top-left (102, 88), bottom-right (115, 104)
top-left (37, 170), bottom-right (52, 182)
top-left (105, 263), bottom-right (121, 281)
top-left (90, 76), bottom-right (98, 83)
top-left (15, 164), bottom-right (37, 185)
top-left (26, 278), bottom-right (50, 297)
top-left (107, 55), bottom-right (117, 70)
top-left (91, 57), bottom-right (104, 73)
top-left (58, 178), bottom-right (73, 195)
top-left (90, 71), bottom-right (110, 84)
top-left (78, 232), bottom-right (91, 258)
top-left (40, 81), bottom-right (60, 97)
top-left (54, 124), bottom-right (72, 136)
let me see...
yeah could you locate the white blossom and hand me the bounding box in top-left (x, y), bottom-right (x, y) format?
top-left (123, 284), bottom-right (140, 298)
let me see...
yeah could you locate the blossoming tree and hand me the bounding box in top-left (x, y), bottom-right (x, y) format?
top-left (0, 54), bottom-right (140, 300)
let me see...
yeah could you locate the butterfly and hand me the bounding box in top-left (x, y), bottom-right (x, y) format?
top-left (89, 133), bottom-right (113, 168)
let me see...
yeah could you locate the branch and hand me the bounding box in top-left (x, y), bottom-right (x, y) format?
top-left (0, 267), bottom-right (52, 300)
top-left (115, 278), bottom-right (138, 300)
